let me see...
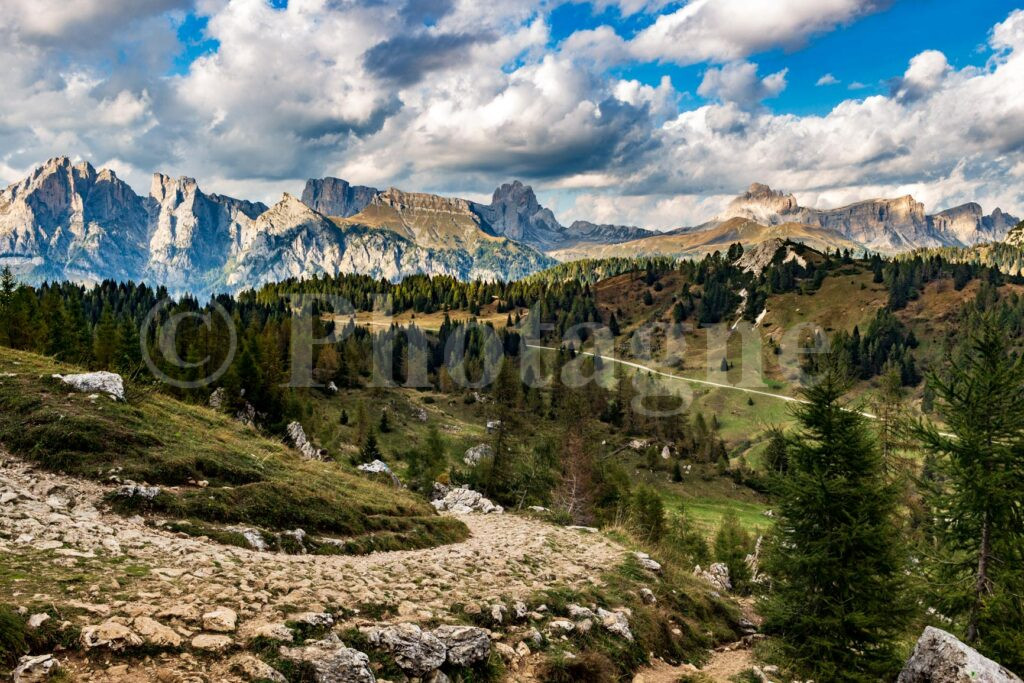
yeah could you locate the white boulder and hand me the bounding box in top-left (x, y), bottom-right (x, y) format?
top-left (897, 626), bottom-right (1022, 682)
top-left (54, 371), bottom-right (124, 401)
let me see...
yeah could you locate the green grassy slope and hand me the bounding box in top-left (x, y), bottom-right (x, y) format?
top-left (0, 347), bottom-right (468, 554)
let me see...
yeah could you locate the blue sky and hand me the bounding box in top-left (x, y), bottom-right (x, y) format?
top-left (2, 0), bottom-right (1023, 228)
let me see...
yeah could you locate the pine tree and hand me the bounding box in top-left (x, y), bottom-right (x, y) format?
top-left (359, 430), bottom-right (382, 463)
top-left (406, 425), bottom-right (447, 494)
top-left (911, 314), bottom-right (1024, 668)
top-left (759, 364), bottom-right (908, 680)
top-left (713, 511), bottom-right (753, 593)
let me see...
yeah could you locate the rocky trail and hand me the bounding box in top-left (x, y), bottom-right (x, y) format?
top-left (0, 453), bottom-right (626, 681)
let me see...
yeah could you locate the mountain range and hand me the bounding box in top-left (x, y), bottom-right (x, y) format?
top-left (0, 158), bottom-right (1018, 296)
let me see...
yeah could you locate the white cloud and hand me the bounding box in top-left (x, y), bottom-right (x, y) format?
top-left (630, 0), bottom-right (879, 65)
top-left (816, 73), bottom-right (840, 86)
top-left (697, 62), bottom-right (788, 108)
top-left (893, 49), bottom-right (951, 101)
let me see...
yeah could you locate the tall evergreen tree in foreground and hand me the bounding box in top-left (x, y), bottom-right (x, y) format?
top-left (911, 314), bottom-right (1024, 670)
top-left (759, 363), bottom-right (907, 681)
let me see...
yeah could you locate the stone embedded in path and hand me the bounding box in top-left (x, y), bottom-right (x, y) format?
top-left (230, 654), bottom-right (287, 683)
top-left (897, 626), bottom-right (1022, 682)
top-left (280, 633), bottom-right (376, 683)
top-left (191, 633), bottom-right (234, 652)
top-left (202, 606), bottom-right (238, 632)
top-left (133, 616), bottom-right (182, 648)
top-left (364, 622), bottom-right (446, 676)
top-left (80, 621), bottom-right (143, 650)
top-left (432, 624), bottom-right (491, 666)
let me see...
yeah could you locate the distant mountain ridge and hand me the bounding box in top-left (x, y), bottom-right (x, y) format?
top-left (2, 158), bottom-right (1019, 295)
top-left (720, 183), bottom-right (1017, 251)
top-left (0, 158), bottom-right (558, 296)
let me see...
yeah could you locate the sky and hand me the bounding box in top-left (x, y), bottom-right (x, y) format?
top-left (1, 0), bottom-right (1022, 230)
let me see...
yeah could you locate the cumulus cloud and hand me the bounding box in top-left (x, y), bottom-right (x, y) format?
top-left (891, 49), bottom-right (951, 101)
top-left (697, 62), bottom-right (788, 109)
top-left (816, 73), bottom-right (840, 86)
top-left (630, 0), bottom-right (880, 65)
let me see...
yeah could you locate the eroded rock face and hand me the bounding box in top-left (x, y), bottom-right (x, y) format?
top-left (301, 177), bottom-right (379, 218)
top-left (897, 626), bottom-right (1022, 683)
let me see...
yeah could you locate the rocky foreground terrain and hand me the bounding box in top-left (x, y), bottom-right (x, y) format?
top-left (0, 451), bottom-right (640, 681)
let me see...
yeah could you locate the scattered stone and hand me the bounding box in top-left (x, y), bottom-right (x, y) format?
top-left (424, 670), bottom-right (451, 683)
top-left (897, 626), bottom-right (1022, 682)
top-left (133, 616), bottom-right (183, 648)
top-left (414, 406), bottom-right (428, 422)
top-left (486, 420), bottom-right (502, 433)
top-left (660, 445), bottom-right (671, 460)
top-left (54, 371), bottom-right (125, 401)
top-left (208, 387), bottom-right (227, 410)
top-left (116, 482), bottom-right (161, 500)
top-left (628, 439), bottom-right (649, 450)
top-left (191, 634), bottom-right (234, 652)
top-left (230, 654), bottom-right (287, 683)
top-left (241, 528), bottom-right (268, 551)
top-left (80, 621), bottom-right (143, 650)
top-left (326, 381), bottom-right (339, 393)
top-left (489, 603), bottom-right (507, 624)
top-left (633, 551), bottom-right (662, 573)
top-left (357, 459), bottom-right (402, 487)
top-left (512, 600), bottom-right (528, 620)
top-left (568, 604), bottom-right (596, 620)
top-left (364, 623), bottom-right (446, 676)
top-left (639, 587), bottom-right (657, 605)
top-left (547, 619), bottom-right (575, 634)
top-left (693, 563), bottom-right (731, 592)
top-left (202, 606), bottom-right (238, 632)
top-left (12, 654), bottom-right (59, 683)
top-left (463, 443), bottom-right (494, 466)
top-left (286, 421), bottom-right (328, 460)
top-left (597, 608), bottom-right (633, 641)
top-left (26, 613), bottom-right (50, 629)
top-left (432, 625), bottom-right (491, 666)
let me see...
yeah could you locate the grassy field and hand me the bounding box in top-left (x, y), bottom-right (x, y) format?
top-left (0, 347), bottom-right (468, 554)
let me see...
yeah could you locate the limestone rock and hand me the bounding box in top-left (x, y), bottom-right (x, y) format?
top-left (280, 634), bottom-right (375, 682)
top-left (597, 608), bottom-right (633, 641)
top-left (693, 563), bottom-right (731, 592)
top-left (897, 626), bottom-right (1022, 682)
top-left (12, 654), bottom-right (59, 683)
top-left (431, 487), bottom-right (503, 514)
top-left (230, 653), bottom-right (287, 683)
top-left (432, 624), bottom-right (491, 666)
top-left (133, 616), bottom-right (183, 648)
top-left (633, 551), bottom-right (662, 573)
top-left (357, 459), bottom-right (402, 487)
top-left (54, 371), bottom-right (125, 401)
top-left (80, 621), bottom-right (143, 650)
top-left (364, 623), bottom-right (446, 676)
top-left (202, 606), bottom-right (238, 632)
top-left (463, 443), bottom-right (493, 466)
top-left (191, 634), bottom-right (234, 652)
top-left (287, 421), bottom-right (327, 460)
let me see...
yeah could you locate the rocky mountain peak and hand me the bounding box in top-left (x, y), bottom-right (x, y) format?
top-left (723, 183), bottom-right (800, 223)
top-left (301, 177), bottom-right (378, 218)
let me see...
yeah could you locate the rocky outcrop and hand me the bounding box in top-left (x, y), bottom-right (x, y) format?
top-left (897, 626), bottom-right (1022, 682)
top-left (286, 421), bottom-right (327, 461)
top-left (54, 371), bottom-right (125, 401)
top-left (721, 182), bottom-right (1019, 251)
top-left (301, 177), bottom-right (378, 217)
top-left (693, 563), bottom-right (731, 592)
top-left (463, 443), bottom-right (493, 466)
top-left (1004, 220), bottom-right (1024, 247)
top-left (431, 486), bottom-right (503, 514)
top-left (357, 459), bottom-right (402, 487)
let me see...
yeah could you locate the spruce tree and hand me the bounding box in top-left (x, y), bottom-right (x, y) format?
top-left (713, 511), bottom-right (753, 593)
top-left (911, 314), bottom-right (1024, 669)
top-left (759, 364), bottom-right (908, 681)
top-left (359, 430), bottom-right (382, 463)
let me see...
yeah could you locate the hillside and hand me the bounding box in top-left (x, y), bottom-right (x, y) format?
top-left (548, 217), bottom-right (862, 261)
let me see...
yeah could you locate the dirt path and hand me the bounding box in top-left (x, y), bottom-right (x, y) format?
top-left (0, 453), bottom-right (624, 680)
top-left (633, 644), bottom-right (755, 682)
